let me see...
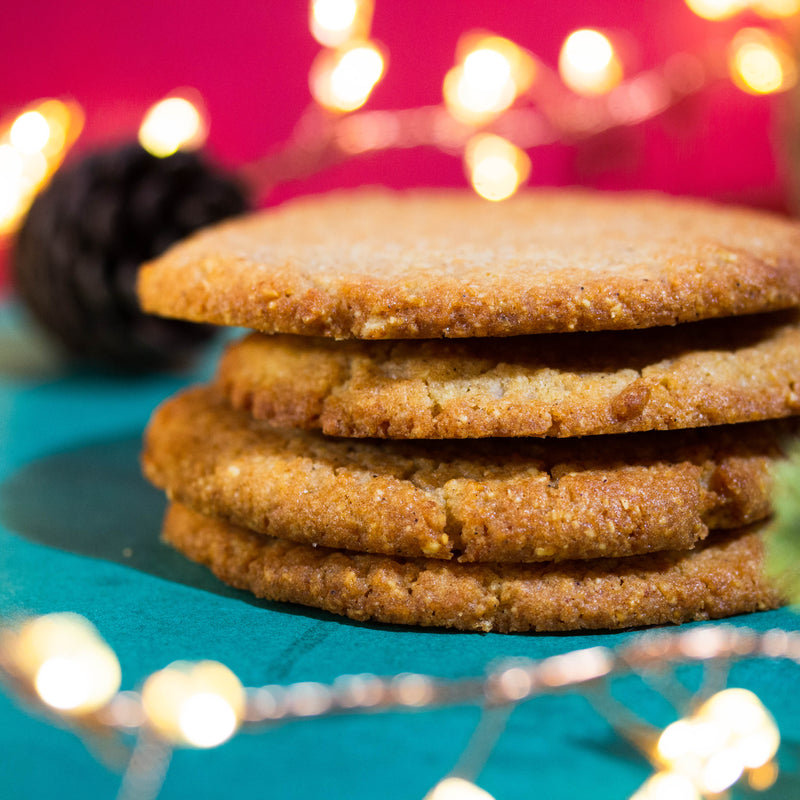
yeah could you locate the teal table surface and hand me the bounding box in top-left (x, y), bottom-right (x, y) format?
top-left (2, 304), bottom-right (800, 800)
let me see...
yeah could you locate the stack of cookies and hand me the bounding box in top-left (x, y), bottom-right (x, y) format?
top-left (137, 190), bottom-right (800, 632)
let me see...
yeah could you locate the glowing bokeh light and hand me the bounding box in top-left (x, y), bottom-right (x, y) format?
top-left (10, 111), bottom-right (51, 154)
top-left (656, 719), bottom-right (697, 763)
top-left (35, 656), bottom-right (93, 711)
top-left (0, 145), bottom-right (24, 182)
top-left (647, 688), bottom-right (781, 798)
top-left (311, 0), bottom-right (359, 46)
top-left (179, 692), bottom-right (239, 748)
top-left (313, 0), bottom-right (357, 31)
top-left (748, 760), bottom-right (780, 791)
top-left (21, 151), bottom-right (48, 187)
top-left (10, 613), bottom-right (121, 715)
top-left (0, 181), bottom-right (23, 231)
top-left (472, 155), bottom-right (521, 201)
top-left (750, 0), bottom-right (800, 16)
top-left (310, 42), bottom-right (385, 112)
top-left (443, 34), bottom-right (534, 123)
top-left (139, 95), bottom-right (207, 158)
top-left (630, 771), bottom-right (702, 800)
top-left (729, 28), bottom-right (796, 95)
top-left (701, 749), bottom-right (744, 794)
top-left (310, 0), bottom-right (373, 47)
top-left (684, 0), bottom-right (745, 19)
top-left (423, 776), bottom-right (497, 800)
top-left (443, 64), bottom-right (516, 122)
top-left (465, 134), bottom-right (530, 202)
top-left (559, 29), bottom-right (622, 96)
top-left (331, 46), bottom-right (384, 107)
top-left (464, 48), bottom-right (513, 90)
top-left (141, 660), bottom-right (244, 748)
top-left (697, 688), bottom-right (780, 769)
top-left (454, 33), bottom-right (534, 87)
top-left (34, 99), bottom-right (73, 156)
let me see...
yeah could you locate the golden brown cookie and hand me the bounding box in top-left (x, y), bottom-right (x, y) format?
top-left (163, 504), bottom-right (782, 632)
top-left (218, 310), bottom-right (800, 439)
top-left (142, 386), bottom-right (785, 563)
top-left (137, 190), bottom-right (800, 339)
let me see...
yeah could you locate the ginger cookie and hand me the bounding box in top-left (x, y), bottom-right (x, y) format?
top-left (142, 386), bottom-right (785, 563)
top-left (162, 503), bottom-right (782, 633)
top-left (218, 310), bottom-right (800, 439)
top-left (137, 189), bottom-right (800, 339)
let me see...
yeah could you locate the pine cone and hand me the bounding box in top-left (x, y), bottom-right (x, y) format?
top-left (12, 143), bottom-right (248, 369)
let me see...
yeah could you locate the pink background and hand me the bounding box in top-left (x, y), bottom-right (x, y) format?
top-left (0, 0), bottom-right (792, 286)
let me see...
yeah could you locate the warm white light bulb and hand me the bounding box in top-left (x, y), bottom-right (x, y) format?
top-left (729, 30), bottom-right (795, 95)
top-left (313, 0), bottom-right (357, 32)
top-left (141, 660), bottom-right (244, 748)
top-left (458, 50), bottom-right (514, 115)
top-left (35, 656), bottom-right (92, 711)
top-left (684, 0), bottom-right (744, 19)
top-left (139, 96), bottom-right (207, 158)
top-left (331, 46), bottom-right (384, 107)
top-left (10, 111), bottom-right (51, 154)
top-left (559, 29), bottom-right (622, 96)
top-left (466, 134), bottom-right (530, 202)
top-left (750, 0), bottom-right (800, 17)
top-left (311, 42), bottom-right (385, 112)
top-left (630, 771), bottom-right (702, 800)
top-left (12, 613), bottom-right (121, 715)
top-left (0, 98), bottom-right (82, 234)
top-left (443, 34), bottom-right (534, 123)
top-left (472, 156), bottom-right (519, 201)
top-left (423, 777), bottom-right (497, 800)
top-left (697, 688), bottom-right (780, 769)
top-left (178, 692), bottom-right (238, 748)
top-left (0, 144), bottom-right (24, 180)
top-left (464, 48), bottom-right (512, 90)
top-left (310, 0), bottom-right (372, 47)
top-left (700, 748), bottom-right (744, 794)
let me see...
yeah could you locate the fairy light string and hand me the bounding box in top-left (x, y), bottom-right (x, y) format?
top-left (3, 0), bottom-right (796, 233)
top-left (0, 615), bottom-right (799, 800)
top-left (234, 0), bottom-right (800, 201)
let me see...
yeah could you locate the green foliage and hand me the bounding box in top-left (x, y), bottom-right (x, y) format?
top-left (766, 443), bottom-right (800, 604)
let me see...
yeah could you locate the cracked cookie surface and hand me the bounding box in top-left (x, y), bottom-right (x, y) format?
top-left (142, 386), bottom-right (785, 563)
top-left (137, 189), bottom-right (800, 339)
top-left (218, 310), bottom-right (800, 438)
top-left (162, 504), bottom-right (782, 632)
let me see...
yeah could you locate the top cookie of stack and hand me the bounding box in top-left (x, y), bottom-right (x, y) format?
top-left (139, 189), bottom-right (800, 339)
top-left (138, 189), bottom-right (800, 632)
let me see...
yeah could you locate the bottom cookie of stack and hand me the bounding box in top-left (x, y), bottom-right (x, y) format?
top-left (163, 503), bottom-right (781, 633)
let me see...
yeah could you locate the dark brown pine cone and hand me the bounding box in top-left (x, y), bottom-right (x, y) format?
top-left (12, 143), bottom-right (248, 370)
